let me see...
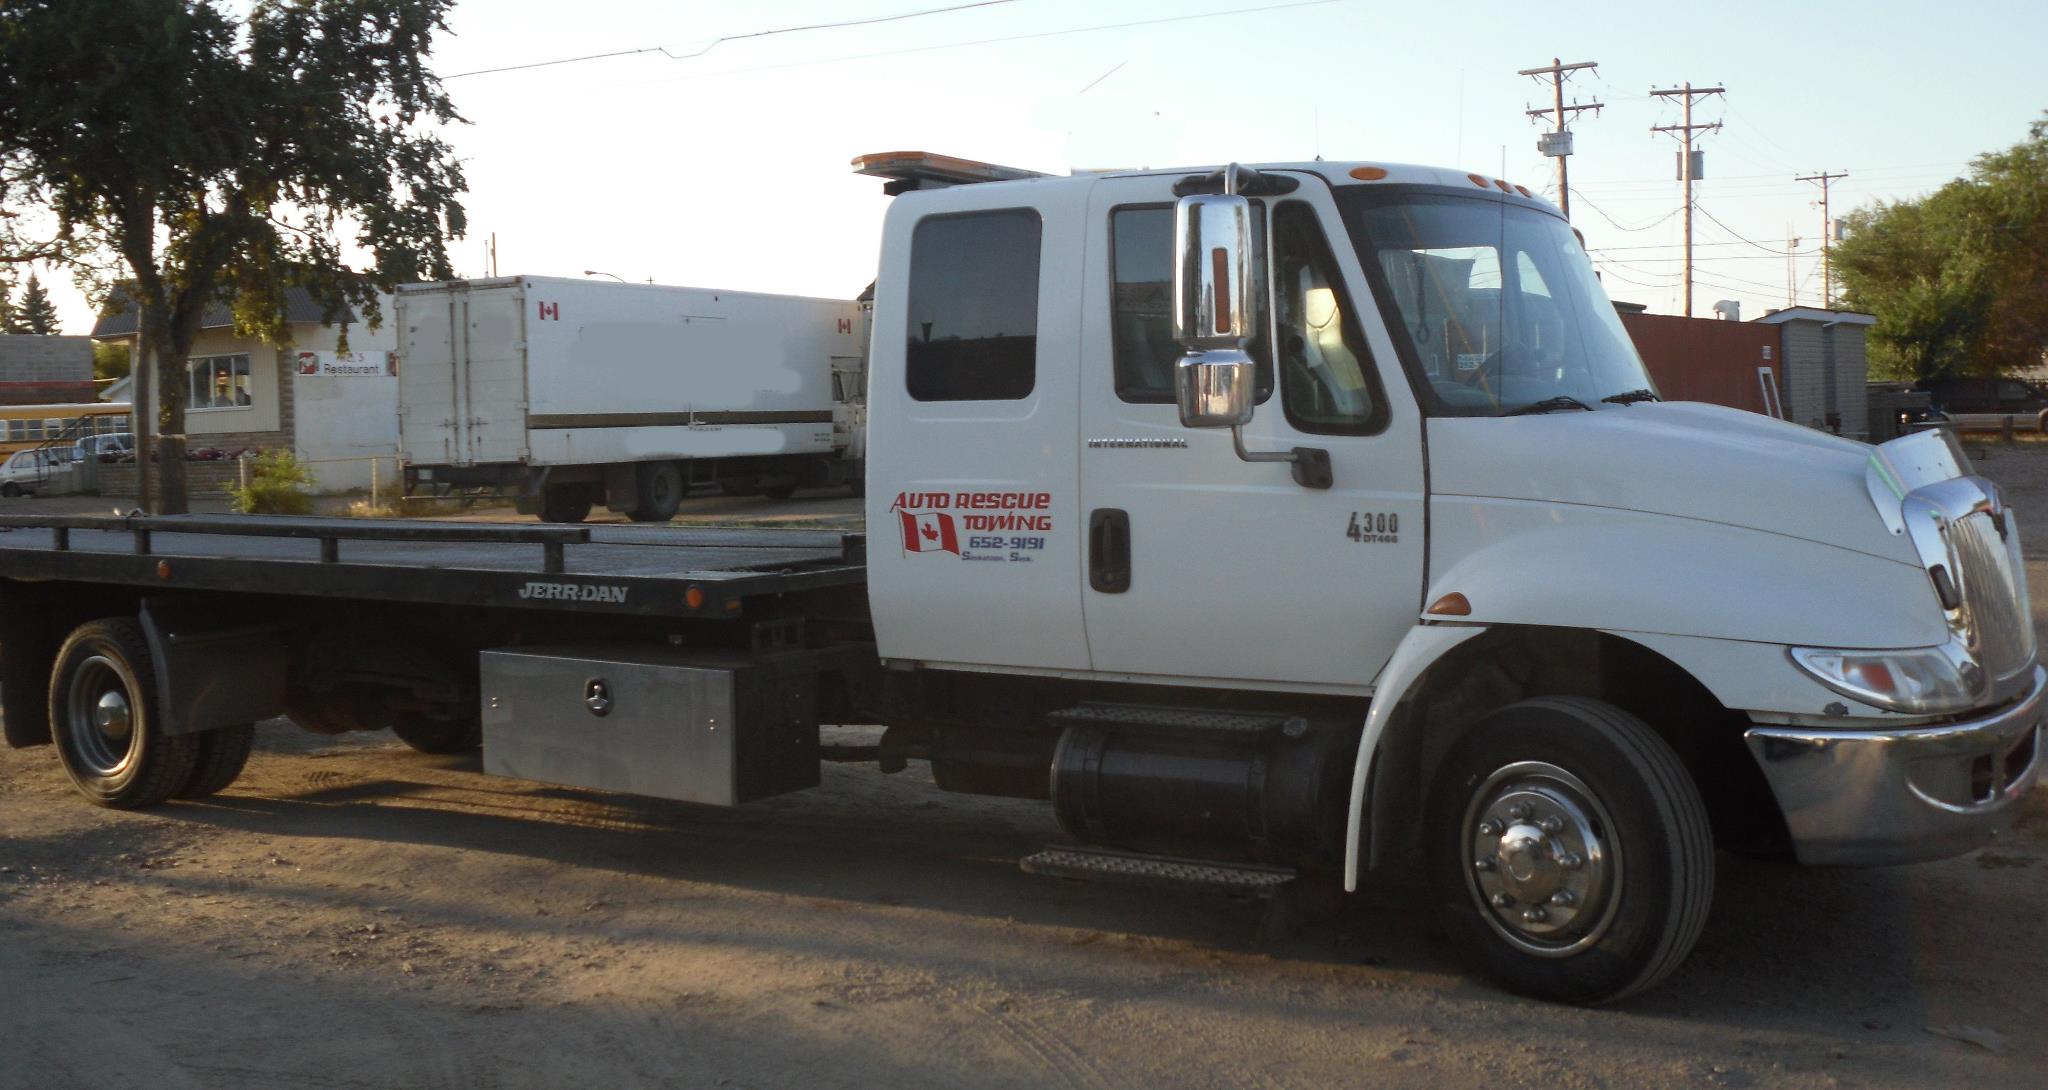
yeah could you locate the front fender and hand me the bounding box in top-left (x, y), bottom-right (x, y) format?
top-left (1345, 623), bottom-right (1485, 891)
top-left (1428, 497), bottom-right (1946, 649)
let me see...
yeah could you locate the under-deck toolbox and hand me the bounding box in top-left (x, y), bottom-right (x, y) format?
top-left (480, 644), bottom-right (820, 805)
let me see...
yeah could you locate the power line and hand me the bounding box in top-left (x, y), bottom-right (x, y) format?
top-left (1570, 189), bottom-right (1681, 233)
top-left (445, 0), bottom-right (1025, 79)
top-left (1692, 203), bottom-right (1800, 255)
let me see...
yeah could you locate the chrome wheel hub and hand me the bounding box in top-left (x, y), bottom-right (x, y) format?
top-left (1464, 761), bottom-right (1620, 956)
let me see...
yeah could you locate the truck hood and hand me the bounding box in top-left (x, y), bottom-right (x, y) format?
top-left (1428, 402), bottom-right (1918, 566)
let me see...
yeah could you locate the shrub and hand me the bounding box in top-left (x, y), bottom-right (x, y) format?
top-left (229, 450), bottom-right (315, 515)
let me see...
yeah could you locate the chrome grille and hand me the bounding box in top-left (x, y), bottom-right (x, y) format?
top-left (1948, 510), bottom-right (2035, 683)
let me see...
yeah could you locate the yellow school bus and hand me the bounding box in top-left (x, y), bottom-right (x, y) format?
top-left (0, 402), bottom-right (133, 455)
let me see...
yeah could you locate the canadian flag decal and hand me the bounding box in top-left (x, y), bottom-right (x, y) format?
top-left (899, 510), bottom-right (959, 554)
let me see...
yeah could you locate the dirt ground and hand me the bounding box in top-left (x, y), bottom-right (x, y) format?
top-left (3, 454), bottom-right (2046, 1089)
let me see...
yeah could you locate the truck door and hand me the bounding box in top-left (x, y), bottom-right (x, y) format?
top-left (397, 287), bottom-right (463, 466)
top-left (863, 182), bottom-right (1091, 672)
top-left (1077, 172), bottom-right (1427, 690)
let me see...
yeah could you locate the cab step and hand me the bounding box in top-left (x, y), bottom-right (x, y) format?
top-left (1020, 846), bottom-right (1297, 898)
top-left (1046, 702), bottom-right (1306, 741)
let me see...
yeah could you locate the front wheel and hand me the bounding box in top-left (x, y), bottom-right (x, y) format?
top-left (0, 483), bottom-right (20, 498)
top-left (1423, 697), bottom-right (1714, 1005)
top-left (629, 461), bottom-right (683, 523)
top-left (48, 618), bottom-right (199, 808)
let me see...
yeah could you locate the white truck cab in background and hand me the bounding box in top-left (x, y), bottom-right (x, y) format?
top-left (859, 155), bottom-right (2042, 1004)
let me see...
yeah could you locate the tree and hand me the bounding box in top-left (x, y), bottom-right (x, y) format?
top-left (1835, 114), bottom-right (2048, 381)
top-left (0, 0), bottom-right (466, 512)
top-left (92, 341), bottom-right (131, 382)
top-left (10, 271), bottom-right (58, 334)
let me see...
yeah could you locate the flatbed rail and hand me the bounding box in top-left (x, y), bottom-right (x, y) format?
top-left (0, 514), bottom-right (866, 618)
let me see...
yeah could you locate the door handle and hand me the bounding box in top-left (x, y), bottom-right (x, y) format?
top-left (1089, 508), bottom-right (1131, 594)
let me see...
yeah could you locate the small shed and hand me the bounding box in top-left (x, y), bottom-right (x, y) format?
top-left (1750, 307), bottom-right (1875, 439)
top-left (1615, 310), bottom-right (1781, 416)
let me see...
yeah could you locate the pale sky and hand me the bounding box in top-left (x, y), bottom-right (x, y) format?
top-left (34, 0), bottom-right (2048, 334)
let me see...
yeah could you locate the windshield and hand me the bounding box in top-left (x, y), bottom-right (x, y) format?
top-left (1336, 188), bottom-right (1654, 416)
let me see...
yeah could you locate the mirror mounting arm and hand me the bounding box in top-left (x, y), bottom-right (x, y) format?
top-left (1229, 429), bottom-right (1333, 489)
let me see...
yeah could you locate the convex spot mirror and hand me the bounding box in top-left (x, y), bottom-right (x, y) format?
top-left (1173, 192), bottom-right (1255, 429)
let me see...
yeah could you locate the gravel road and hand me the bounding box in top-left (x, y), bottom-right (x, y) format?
top-left (1, 457), bottom-right (2044, 1089)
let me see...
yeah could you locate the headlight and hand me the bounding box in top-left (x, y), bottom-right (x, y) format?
top-left (1789, 644), bottom-right (1986, 715)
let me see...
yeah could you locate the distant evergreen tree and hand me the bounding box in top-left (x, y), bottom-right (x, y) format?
top-left (15, 273), bottom-right (58, 334)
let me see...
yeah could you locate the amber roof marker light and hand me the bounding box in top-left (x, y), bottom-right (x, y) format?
top-left (1348, 166), bottom-right (1389, 181)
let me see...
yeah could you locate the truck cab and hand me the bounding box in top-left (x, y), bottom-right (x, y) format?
top-left (862, 156), bottom-right (2042, 1003)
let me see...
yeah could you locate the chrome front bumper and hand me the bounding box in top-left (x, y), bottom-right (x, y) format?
top-left (1744, 665), bottom-right (2045, 865)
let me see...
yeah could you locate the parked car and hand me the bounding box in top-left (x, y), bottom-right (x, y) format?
top-left (72, 432), bottom-right (136, 462)
top-left (1915, 376), bottom-right (2048, 432)
top-left (0, 447), bottom-right (71, 496)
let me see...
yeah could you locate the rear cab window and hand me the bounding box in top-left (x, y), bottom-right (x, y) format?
top-left (905, 209), bottom-right (1042, 402)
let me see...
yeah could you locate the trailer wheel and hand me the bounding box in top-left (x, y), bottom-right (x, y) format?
top-left (0, 483), bottom-right (20, 498)
top-left (175, 723), bottom-right (256, 798)
top-left (630, 461), bottom-right (683, 522)
top-left (48, 618), bottom-right (199, 808)
top-left (390, 710), bottom-right (482, 754)
top-left (539, 484), bottom-right (593, 524)
top-left (1423, 697), bottom-right (1714, 1005)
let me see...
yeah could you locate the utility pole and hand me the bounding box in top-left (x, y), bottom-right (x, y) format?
top-left (1786, 226), bottom-right (1801, 308)
top-left (1797, 170), bottom-right (1848, 308)
top-left (1649, 81), bottom-right (1725, 317)
top-left (1517, 58), bottom-right (1601, 219)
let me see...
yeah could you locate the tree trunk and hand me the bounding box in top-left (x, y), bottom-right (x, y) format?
top-left (150, 325), bottom-right (189, 515)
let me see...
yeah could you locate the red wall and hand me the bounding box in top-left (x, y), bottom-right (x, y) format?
top-left (1618, 312), bottom-right (1780, 415)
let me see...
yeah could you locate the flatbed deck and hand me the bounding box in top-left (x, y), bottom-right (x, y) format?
top-left (0, 514), bottom-right (866, 618)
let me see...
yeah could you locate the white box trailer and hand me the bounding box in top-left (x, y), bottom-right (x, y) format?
top-left (395, 275), bottom-right (865, 522)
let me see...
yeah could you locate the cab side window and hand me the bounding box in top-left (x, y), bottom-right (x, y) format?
top-left (1109, 204), bottom-right (1270, 403)
top-left (1271, 201), bottom-right (1387, 434)
top-left (905, 209), bottom-right (1041, 402)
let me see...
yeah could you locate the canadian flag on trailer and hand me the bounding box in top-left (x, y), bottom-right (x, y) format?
top-left (900, 510), bottom-right (959, 554)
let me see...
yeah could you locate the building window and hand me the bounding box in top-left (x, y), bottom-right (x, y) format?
top-left (188, 354), bottom-right (253, 410)
top-left (905, 209), bottom-right (1041, 402)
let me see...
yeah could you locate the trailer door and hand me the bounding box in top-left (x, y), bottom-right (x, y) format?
top-left (397, 287), bottom-right (464, 466)
top-left (460, 285), bottom-right (530, 465)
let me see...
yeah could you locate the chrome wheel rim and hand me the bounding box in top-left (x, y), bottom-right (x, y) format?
top-left (65, 654), bottom-right (139, 777)
top-left (1462, 760), bottom-right (1621, 957)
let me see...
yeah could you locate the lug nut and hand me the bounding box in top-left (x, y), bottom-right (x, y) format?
top-left (1549, 891), bottom-right (1576, 907)
top-left (1490, 892), bottom-right (1515, 908)
top-left (1474, 857), bottom-right (1495, 872)
top-left (1521, 907), bottom-right (1548, 923)
top-left (1508, 803), bottom-right (1532, 820)
top-left (1539, 816), bottom-right (1563, 833)
top-left (1477, 821), bottom-right (1498, 836)
top-left (1556, 852), bottom-right (1583, 870)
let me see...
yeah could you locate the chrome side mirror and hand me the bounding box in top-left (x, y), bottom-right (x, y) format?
top-left (1172, 192), bottom-right (1255, 429)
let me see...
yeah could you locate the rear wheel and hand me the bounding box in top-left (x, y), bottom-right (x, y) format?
top-left (538, 484), bottom-right (593, 524)
top-left (1424, 697), bottom-right (1714, 1005)
top-left (629, 461), bottom-right (683, 522)
top-left (391, 710), bottom-right (482, 754)
top-left (176, 723), bottom-right (256, 798)
top-left (48, 618), bottom-right (198, 808)
top-left (1, 483), bottom-right (20, 498)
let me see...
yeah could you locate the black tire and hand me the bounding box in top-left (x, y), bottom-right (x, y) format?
top-left (717, 478), bottom-right (758, 498)
top-left (1423, 697), bottom-right (1714, 1005)
top-left (176, 723), bottom-right (255, 799)
top-left (390, 710), bottom-right (482, 754)
top-left (48, 617), bottom-right (199, 808)
top-left (538, 484), bottom-right (593, 524)
top-left (629, 461), bottom-right (683, 523)
top-left (761, 483), bottom-right (798, 501)
top-left (1, 483), bottom-right (19, 498)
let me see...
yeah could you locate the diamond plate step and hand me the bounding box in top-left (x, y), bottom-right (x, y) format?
top-left (1021, 846), bottom-right (1296, 897)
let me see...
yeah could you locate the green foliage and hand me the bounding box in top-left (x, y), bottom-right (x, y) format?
top-left (92, 341), bottom-right (130, 381)
top-left (1836, 114), bottom-right (2048, 381)
top-left (0, 0), bottom-right (467, 511)
top-left (229, 449), bottom-right (315, 515)
top-left (4, 272), bottom-right (59, 334)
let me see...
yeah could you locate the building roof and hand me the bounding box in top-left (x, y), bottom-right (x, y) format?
top-left (91, 284), bottom-right (358, 339)
top-left (1751, 306), bottom-right (1876, 327)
